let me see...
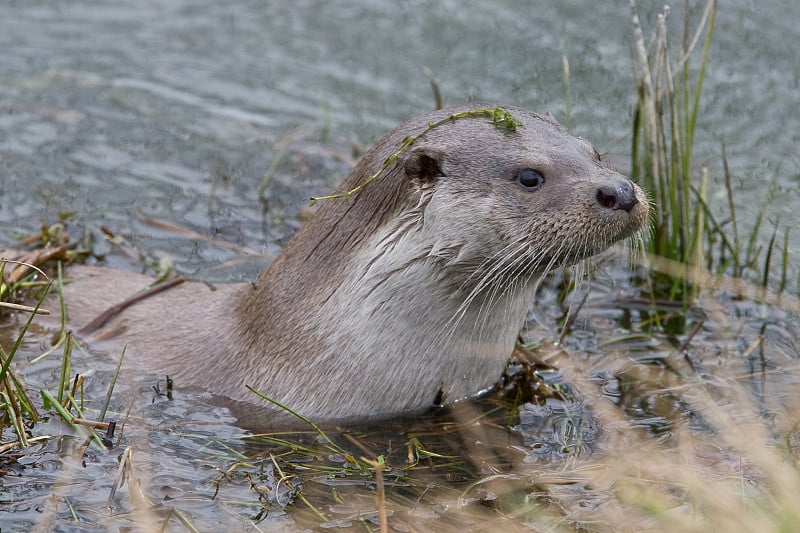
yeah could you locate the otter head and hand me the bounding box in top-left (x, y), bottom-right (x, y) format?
top-left (266, 104), bottom-right (648, 317)
top-left (351, 105), bottom-right (650, 297)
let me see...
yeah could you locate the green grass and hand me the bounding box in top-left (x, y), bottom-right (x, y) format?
top-left (0, 256), bottom-right (117, 451)
top-left (0, 257), bottom-right (50, 443)
top-left (628, 0), bottom-right (789, 308)
top-left (629, 0), bottom-right (717, 303)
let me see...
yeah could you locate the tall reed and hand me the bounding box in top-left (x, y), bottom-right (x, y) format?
top-left (629, 0), bottom-right (717, 302)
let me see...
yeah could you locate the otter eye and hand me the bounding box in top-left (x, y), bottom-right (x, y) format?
top-left (515, 169), bottom-right (544, 190)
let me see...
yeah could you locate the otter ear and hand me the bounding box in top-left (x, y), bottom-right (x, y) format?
top-left (543, 111), bottom-right (561, 126)
top-left (403, 146), bottom-right (446, 184)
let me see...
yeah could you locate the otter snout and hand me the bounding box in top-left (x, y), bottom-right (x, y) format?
top-left (596, 178), bottom-right (639, 213)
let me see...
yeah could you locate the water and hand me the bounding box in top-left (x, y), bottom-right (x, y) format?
top-left (2, 1), bottom-right (797, 257)
top-left (1, 0), bottom-right (799, 530)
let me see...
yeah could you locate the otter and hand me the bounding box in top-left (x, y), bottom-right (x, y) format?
top-left (51, 104), bottom-right (648, 424)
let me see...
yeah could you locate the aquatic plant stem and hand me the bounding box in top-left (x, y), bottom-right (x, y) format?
top-left (246, 385), bottom-right (359, 464)
top-left (310, 107), bottom-right (522, 204)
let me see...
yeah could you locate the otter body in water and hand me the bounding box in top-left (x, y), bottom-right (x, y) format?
top-left (60, 104), bottom-right (648, 424)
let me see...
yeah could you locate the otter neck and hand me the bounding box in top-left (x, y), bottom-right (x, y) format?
top-left (236, 201), bottom-right (539, 407)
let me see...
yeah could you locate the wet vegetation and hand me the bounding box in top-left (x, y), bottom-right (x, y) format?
top-left (2, 0), bottom-right (800, 531)
top-left (629, 0), bottom-right (790, 304)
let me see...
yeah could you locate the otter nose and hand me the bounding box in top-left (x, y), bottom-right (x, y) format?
top-left (596, 179), bottom-right (639, 212)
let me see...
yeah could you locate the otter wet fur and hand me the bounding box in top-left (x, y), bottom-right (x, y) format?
top-left (57, 104), bottom-right (649, 425)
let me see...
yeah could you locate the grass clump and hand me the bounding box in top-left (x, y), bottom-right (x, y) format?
top-left (0, 256), bottom-right (52, 446)
top-left (0, 255), bottom-right (116, 452)
top-left (629, 1), bottom-right (789, 301)
top-left (629, 0), bottom-right (717, 303)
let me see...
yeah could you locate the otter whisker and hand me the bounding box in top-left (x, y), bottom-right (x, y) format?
top-left (449, 235), bottom-right (569, 348)
top-left (469, 244), bottom-right (533, 341)
top-left (436, 239), bottom-right (534, 350)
